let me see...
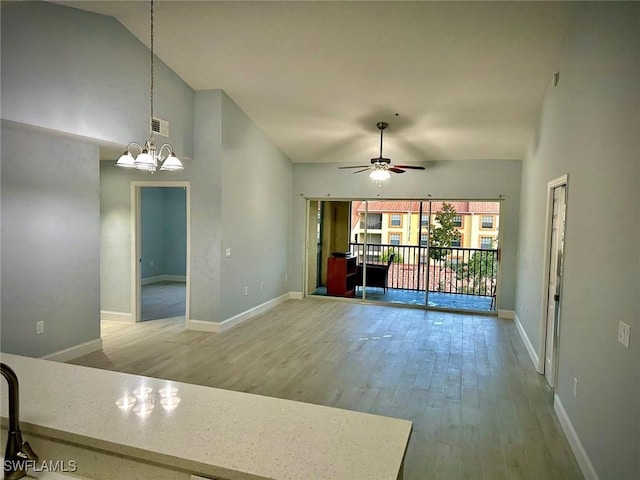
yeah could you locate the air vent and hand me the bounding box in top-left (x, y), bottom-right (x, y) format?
top-left (151, 117), bottom-right (169, 137)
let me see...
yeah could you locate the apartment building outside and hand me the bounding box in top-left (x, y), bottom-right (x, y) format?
top-left (351, 201), bottom-right (500, 255)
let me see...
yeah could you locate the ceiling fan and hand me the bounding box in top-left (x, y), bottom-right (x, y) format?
top-left (339, 122), bottom-right (425, 181)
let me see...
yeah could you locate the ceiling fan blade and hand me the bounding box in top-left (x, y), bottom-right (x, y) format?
top-left (389, 168), bottom-right (406, 174)
top-left (338, 165), bottom-right (370, 169)
top-left (354, 168), bottom-right (370, 174)
top-left (394, 165), bottom-right (425, 170)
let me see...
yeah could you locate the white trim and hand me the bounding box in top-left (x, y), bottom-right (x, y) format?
top-left (41, 339), bottom-right (103, 362)
top-left (100, 310), bottom-right (134, 323)
top-left (497, 309), bottom-right (515, 320)
top-left (131, 181), bottom-right (191, 325)
top-left (539, 174), bottom-right (568, 378)
top-left (187, 319), bottom-right (219, 333)
top-left (188, 292), bottom-right (301, 333)
top-left (141, 274), bottom-right (187, 285)
top-left (514, 312), bottom-right (542, 372)
top-left (554, 394), bottom-right (599, 480)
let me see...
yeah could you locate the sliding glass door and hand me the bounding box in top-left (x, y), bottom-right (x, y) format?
top-left (307, 199), bottom-right (500, 313)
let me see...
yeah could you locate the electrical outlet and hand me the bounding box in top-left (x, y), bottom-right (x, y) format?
top-left (284, 274), bottom-right (288, 282)
top-left (36, 321), bottom-right (44, 335)
top-left (244, 286), bottom-right (248, 296)
top-left (260, 282), bottom-right (264, 290)
top-left (618, 321), bottom-right (630, 348)
top-left (572, 378), bottom-right (578, 397)
top-left (225, 248), bottom-right (231, 258)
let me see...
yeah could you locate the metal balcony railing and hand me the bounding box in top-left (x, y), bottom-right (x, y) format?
top-left (360, 223), bottom-right (382, 230)
top-left (349, 242), bottom-right (498, 297)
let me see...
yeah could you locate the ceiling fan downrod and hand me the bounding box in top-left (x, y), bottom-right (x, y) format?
top-left (374, 121), bottom-right (389, 164)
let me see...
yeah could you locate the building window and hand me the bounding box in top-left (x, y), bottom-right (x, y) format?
top-left (420, 233), bottom-right (428, 246)
top-left (481, 215), bottom-right (494, 229)
top-left (389, 233), bottom-right (401, 245)
top-left (480, 236), bottom-right (493, 249)
top-left (363, 213), bottom-right (382, 230)
top-left (390, 214), bottom-right (402, 227)
top-left (451, 237), bottom-right (461, 248)
top-left (452, 215), bottom-right (462, 228)
top-left (421, 214), bottom-right (429, 227)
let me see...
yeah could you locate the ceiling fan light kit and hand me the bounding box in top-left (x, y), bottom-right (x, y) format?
top-left (338, 121), bottom-right (424, 184)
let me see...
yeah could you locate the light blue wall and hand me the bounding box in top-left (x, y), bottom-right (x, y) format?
top-left (515, 4), bottom-right (639, 479)
top-left (1, 1), bottom-right (194, 158)
top-left (163, 188), bottom-right (188, 276)
top-left (220, 93), bottom-right (293, 320)
top-left (141, 188), bottom-right (166, 279)
top-left (1, 124), bottom-right (100, 357)
top-left (1, 0), bottom-right (194, 353)
top-left (141, 187), bottom-right (187, 279)
top-left (292, 160), bottom-right (522, 310)
top-left (100, 90), bottom-right (294, 324)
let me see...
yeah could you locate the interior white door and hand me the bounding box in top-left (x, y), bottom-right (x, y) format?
top-left (544, 185), bottom-right (566, 387)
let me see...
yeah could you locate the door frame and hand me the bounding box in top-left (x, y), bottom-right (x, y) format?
top-left (302, 197), bottom-right (503, 313)
top-left (130, 181), bottom-right (191, 323)
top-left (538, 174), bottom-right (568, 378)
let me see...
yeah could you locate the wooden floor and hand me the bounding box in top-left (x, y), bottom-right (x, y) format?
top-left (70, 298), bottom-right (583, 480)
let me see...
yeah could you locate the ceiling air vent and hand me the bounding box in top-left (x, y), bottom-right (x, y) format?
top-left (151, 117), bottom-right (169, 137)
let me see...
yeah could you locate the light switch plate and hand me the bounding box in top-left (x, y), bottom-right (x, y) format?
top-left (618, 321), bottom-right (630, 348)
top-left (225, 248), bottom-right (231, 258)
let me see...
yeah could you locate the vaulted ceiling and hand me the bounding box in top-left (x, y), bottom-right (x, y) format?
top-left (55, 1), bottom-right (574, 164)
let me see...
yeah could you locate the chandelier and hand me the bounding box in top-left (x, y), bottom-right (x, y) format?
top-left (116, 0), bottom-right (183, 173)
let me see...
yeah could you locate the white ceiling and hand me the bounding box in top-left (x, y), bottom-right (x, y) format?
top-left (55, 1), bottom-right (574, 164)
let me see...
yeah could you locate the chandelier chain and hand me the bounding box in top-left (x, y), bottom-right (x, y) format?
top-left (150, 0), bottom-right (154, 123)
top-left (115, 0), bottom-right (183, 172)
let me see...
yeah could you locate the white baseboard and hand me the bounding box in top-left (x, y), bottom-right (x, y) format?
top-left (41, 338), bottom-right (103, 362)
top-left (100, 310), bottom-right (134, 323)
top-left (189, 292), bottom-right (301, 333)
top-left (513, 312), bottom-right (541, 372)
top-left (497, 309), bottom-right (515, 319)
top-left (141, 274), bottom-right (186, 285)
top-left (554, 394), bottom-right (599, 480)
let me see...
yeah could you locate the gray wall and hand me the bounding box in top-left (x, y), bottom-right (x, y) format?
top-left (515, 4), bottom-right (639, 479)
top-left (292, 160), bottom-right (522, 311)
top-left (100, 90), bottom-right (294, 324)
top-left (220, 93), bottom-right (293, 319)
top-left (0, 1), bottom-right (193, 159)
top-left (1, 124), bottom-right (100, 357)
top-left (1, 0), bottom-right (194, 353)
top-left (99, 91), bottom-right (224, 320)
top-left (141, 187), bottom-right (187, 279)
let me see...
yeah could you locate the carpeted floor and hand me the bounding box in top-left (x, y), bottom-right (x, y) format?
top-left (141, 281), bottom-right (186, 321)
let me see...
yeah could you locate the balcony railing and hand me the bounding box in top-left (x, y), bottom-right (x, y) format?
top-left (360, 223), bottom-right (382, 230)
top-left (349, 242), bottom-right (498, 297)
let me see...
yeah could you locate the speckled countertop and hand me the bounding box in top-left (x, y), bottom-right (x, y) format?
top-left (1, 353), bottom-right (412, 480)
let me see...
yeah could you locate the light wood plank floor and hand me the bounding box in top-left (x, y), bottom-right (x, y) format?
top-left (70, 298), bottom-right (583, 480)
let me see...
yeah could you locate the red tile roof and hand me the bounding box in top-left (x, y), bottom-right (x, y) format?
top-left (354, 201), bottom-right (500, 214)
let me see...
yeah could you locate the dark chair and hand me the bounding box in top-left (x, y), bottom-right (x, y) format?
top-left (356, 253), bottom-right (395, 292)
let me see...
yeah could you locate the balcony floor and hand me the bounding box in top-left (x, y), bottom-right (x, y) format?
top-left (312, 287), bottom-right (494, 313)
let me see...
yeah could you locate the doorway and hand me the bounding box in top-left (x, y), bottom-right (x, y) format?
top-left (542, 175), bottom-right (568, 387)
top-left (132, 182), bottom-right (190, 323)
top-left (306, 199), bottom-right (501, 313)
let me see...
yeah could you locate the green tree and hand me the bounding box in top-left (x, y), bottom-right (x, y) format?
top-left (428, 202), bottom-right (462, 260)
top-left (380, 248), bottom-right (403, 264)
top-left (457, 243), bottom-right (498, 295)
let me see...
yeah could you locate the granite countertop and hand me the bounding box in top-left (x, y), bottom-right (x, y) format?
top-left (0, 353), bottom-right (412, 480)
